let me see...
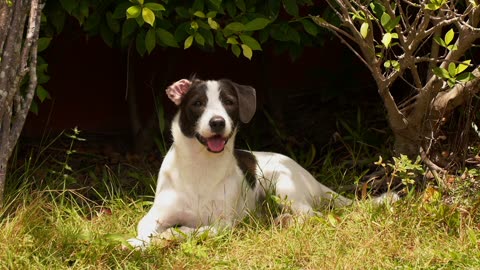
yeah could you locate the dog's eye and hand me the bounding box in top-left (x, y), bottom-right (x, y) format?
top-left (193, 100), bottom-right (203, 107)
top-left (224, 99), bottom-right (234, 106)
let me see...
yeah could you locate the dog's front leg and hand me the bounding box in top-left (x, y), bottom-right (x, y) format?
top-left (127, 205), bottom-right (170, 249)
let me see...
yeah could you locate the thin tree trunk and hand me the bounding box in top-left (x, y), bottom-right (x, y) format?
top-left (0, 0), bottom-right (43, 204)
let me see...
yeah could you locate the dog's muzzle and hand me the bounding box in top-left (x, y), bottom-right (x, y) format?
top-left (195, 116), bottom-right (233, 153)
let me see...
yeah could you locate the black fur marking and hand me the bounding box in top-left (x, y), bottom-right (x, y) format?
top-left (179, 80), bottom-right (207, 138)
top-left (219, 79), bottom-right (256, 124)
top-left (218, 80), bottom-right (240, 126)
top-left (234, 150), bottom-right (257, 189)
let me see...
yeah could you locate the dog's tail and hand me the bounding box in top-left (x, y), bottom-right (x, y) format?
top-left (329, 191), bottom-right (400, 209)
top-left (371, 191), bottom-right (400, 205)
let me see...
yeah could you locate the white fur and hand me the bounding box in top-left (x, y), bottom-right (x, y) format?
top-left (127, 80), bottom-right (354, 248)
top-left (196, 81), bottom-right (234, 138)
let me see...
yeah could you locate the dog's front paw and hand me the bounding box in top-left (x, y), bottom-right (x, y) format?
top-left (124, 237), bottom-right (149, 250)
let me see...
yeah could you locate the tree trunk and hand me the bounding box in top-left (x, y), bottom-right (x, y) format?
top-left (0, 0), bottom-right (43, 204)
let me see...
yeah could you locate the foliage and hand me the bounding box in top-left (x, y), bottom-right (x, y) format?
top-left (41, 0), bottom-right (327, 59)
top-left (312, 0), bottom-right (480, 171)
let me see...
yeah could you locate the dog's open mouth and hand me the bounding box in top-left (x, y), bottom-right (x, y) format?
top-left (195, 134), bottom-right (228, 153)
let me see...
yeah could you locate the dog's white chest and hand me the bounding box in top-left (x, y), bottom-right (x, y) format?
top-left (154, 147), bottom-right (254, 227)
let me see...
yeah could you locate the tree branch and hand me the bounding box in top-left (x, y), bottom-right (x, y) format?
top-left (432, 67), bottom-right (480, 113)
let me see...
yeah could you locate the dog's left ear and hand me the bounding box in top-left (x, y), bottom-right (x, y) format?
top-left (166, 79), bottom-right (192, 106)
top-left (232, 82), bottom-right (256, 123)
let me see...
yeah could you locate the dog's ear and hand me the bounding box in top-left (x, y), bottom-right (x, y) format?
top-left (166, 79), bottom-right (192, 105)
top-left (232, 82), bottom-right (256, 123)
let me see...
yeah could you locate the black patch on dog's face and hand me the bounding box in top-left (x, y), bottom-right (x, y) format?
top-left (234, 150), bottom-right (257, 189)
top-left (218, 80), bottom-right (240, 126)
top-left (218, 79), bottom-right (256, 124)
top-left (179, 80), bottom-right (208, 138)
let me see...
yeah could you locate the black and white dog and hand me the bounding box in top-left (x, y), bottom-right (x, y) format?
top-left (127, 78), bottom-right (356, 248)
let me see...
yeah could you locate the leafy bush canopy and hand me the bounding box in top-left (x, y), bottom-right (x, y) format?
top-left (41, 0), bottom-right (327, 59)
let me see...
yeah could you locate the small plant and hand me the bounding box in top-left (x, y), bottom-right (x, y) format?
top-left (49, 127), bottom-right (85, 187)
top-left (374, 154), bottom-right (425, 193)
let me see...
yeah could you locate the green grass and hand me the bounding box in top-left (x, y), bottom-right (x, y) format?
top-left (2, 130), bottom-right (479, 269)
top-left (1, 180), bottom-right (479, 270)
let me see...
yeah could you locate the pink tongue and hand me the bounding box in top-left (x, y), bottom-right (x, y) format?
top-left (207, 136), bottom-right (226, 152)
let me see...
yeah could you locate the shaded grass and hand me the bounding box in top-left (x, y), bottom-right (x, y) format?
top-left (1, 181), bottom-right (479, 270)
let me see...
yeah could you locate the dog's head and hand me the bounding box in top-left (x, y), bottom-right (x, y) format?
top-left (166, 78), bottom-right (256, 153)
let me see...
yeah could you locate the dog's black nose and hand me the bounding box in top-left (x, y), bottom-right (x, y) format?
top-left (209, 116), bottom-right (226, 133)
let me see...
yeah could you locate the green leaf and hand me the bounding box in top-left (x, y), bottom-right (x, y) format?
top-left (142, 7), bottom-right (155, 26)
top-left (456, 72), bottom-right (476, 82)
top-left (100, 23), bottom-right (114, 47)
top-left (270, 23), bottom-right (300, 43)
top-left (112, 2), bottom-right (130, 19)
top-left (126, 5), bottom-right (141, 19)
top-left (385, 16), bottom-right (400, 33)
top-left (447, 78), bottom-right (456, 87)
top-left (36, 85), bottom-right (50, 102)
top-left (137, 0), bottom-right (144, 5)
top-left (191, 21), bottom-right (199, 30)
top-left (380, 13), bottom-right (391, 29)
top-left (136, 14), bottom-right (145, 27)
top-left (231, 44), bottom-right (241, 57)
top-left (135, 31), bottom-right (146, 56)
top-left (193, 11), bottom-right (206, 18)
top-left (241, 44), bottom-right (252, 59)
top-left (192, 0), bottom-right (205, 12)
top-left (215, 31), bottom-right (227, 48)
top-left (194, 32), bottom-right (205, 46)
top-left (224, 22), bottom-right (245, 33)
top-left (432, 67), bottom-right (450, 79)
top-left (199, 28), bottom-right (214, 47)
top-left (283, 0), bottom-right (299, 17)
top-left (175, 7), bottom-right (190, 18)
top-left (209, 0), bottom-right (221, 9)
top-left (447, 44), bottom-right (458, 51)
top-left (448, 62), bottom-right (457, 77)
top-left (360, 22), bottom-right (369, 38)
top-left (37, 37), bottom-right (52, 53)
top-left (244, 18), bottom-right (270, 31)
top-left (145, 28), bottom-right (156, 54)
top-left (207, 18), bottom-right (219, 30)
top-left (226, 36), bottom-right (238, 44)
top-left (144, 3), bottom-right (165, 11)
top-left (184, 35), bottom-right (194, 49)
top-left (30, 100), bottom-right (38, 115)
top-left (444, 28), bottom-right (454, 45)
top-left (106, 12), bottom-right (120, 33)
top-left (239, 34), bottom-right (261, 50)
top-left (206, 11), bottom-right (217, 18)
top-left (301, 19), bottom-right (318, 36)
top-left (382, 32), bottom-right (392, 48)
top-left (156, 28), bottom-right (179, 48)
top-left (456, 60), bottom-right (471, 74)
top-left (122, 19), bottom-right (137, 40)
top-left (225, 1), bottom-right (237, 17)
top-left (369, 1), bottom-right (385, 19)
top-left (235, 0), bottom-right (246, 11)
top-left (426, 3), bottom-right (439, 10)
top-left (433, 36), bottom-right (446, 47)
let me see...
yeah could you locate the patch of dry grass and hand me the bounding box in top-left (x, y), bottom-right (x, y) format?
top-left (1, 186), bottom-right (478, 269)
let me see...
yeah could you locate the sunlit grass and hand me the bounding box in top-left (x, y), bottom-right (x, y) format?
top-left (0, 180), bottom-right (479, 269)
